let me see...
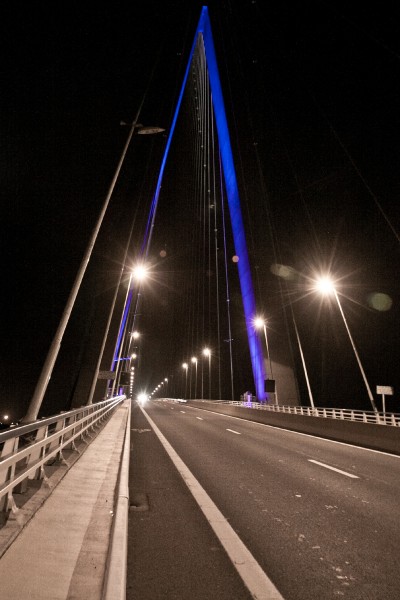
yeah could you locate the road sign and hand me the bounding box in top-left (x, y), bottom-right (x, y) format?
top-left (376, 386), bottom-right (393, 395)
top-left (98, 371), bottom-right (116, 380)
top-left (376, 385), bottom-right (394, 415)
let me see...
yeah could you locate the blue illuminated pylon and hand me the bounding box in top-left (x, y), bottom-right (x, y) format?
top-left (116, 6), bottom-right (267, 400)
top-left (196, 7), bottom-right (266, 400)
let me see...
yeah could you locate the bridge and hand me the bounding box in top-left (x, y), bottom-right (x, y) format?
top-left (2, 4), bottom-right (400, 600)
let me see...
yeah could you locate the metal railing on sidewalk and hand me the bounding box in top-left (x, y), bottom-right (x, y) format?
top-left (0, 395), bottom-right (126, 517)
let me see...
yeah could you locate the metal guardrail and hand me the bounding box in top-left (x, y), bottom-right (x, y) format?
top-left (0, 395), bottom-right (126, 516)
top-left (159, 397), bottom-right (400, 426)
top-left (229, 400), bottom-right (400, 426)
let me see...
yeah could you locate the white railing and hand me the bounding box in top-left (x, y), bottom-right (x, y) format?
top-left (231, 400), bottom-right (400, 426)
top-left (0, 395), bottom-right (126, 516)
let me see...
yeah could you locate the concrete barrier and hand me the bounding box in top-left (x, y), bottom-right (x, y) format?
top-left (189, 401), bottom-right (400, 455)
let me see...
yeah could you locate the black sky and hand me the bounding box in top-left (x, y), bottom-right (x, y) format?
top-left (2, 1), bottom-right (400, 420)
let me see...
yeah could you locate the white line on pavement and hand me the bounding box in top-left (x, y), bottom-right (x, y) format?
top-left (308, 459), bottom-right (359, 478)
top-left (141, 407), bottom-right (284, 600)
top-left (226, 428), bottom-right (241, 435)
top-left (196, 417), bottom-right (204, 420)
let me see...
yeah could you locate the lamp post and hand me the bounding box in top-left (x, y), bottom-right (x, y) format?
top-left (315, 276), bottom-right (378, 413)
top-left (191, 356), bottom-right (198, 399)
top-left (291, 311), bottom-right (315, 409)
top-left (22, 111), bottom-right (163, 422)
top-left (182, 363), bottom-right (188, 399)
top-left (254, 317), bottom-right (277, 403)
top-left (203, 348), bottom-right (211, 399)
top-left (254, 318), bottom-right (273, 379)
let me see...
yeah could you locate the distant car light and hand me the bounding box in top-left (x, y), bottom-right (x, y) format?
top-left (137, 393), bottom-right (148, 405)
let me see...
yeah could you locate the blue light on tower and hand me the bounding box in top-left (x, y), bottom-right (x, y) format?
top-left (114, 6), bottom-right (267, 400)
top-left (197, 6), bottom-right (266, 400)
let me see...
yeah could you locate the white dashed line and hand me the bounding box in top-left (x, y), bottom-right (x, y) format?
top-left (196, 417), bottom-right (204, 420)
top-left (141, 407), bottom-right (284, 600)
top-left (226, 428), bottom-right (241, 435)
top-left (308, 459), bottom-right (359, 479)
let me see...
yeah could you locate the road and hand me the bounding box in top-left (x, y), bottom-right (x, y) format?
top-left (128, 400), bottom-right (400, 599)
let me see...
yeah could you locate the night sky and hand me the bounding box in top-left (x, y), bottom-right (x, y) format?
top-left (2, 1), bottom-right (400, 421)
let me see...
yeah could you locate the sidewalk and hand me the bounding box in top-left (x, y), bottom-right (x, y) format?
top-left (0, 402), bottom-right (129, 600)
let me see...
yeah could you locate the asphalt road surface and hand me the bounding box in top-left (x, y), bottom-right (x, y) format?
top-left (128, 400), bottom-right (400, 599)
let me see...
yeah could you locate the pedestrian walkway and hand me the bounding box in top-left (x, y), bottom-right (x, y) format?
top-left (0, 402), bottom-right (129, 600)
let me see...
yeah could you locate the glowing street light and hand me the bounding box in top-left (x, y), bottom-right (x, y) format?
top-left (191, 356), bottom-right (198, 399)
top-left (182, 363), bottom-right (188, 398)
top-left (132, 264), bottom-right (149, 282)
top-left (203, 348), bottom-right (211, 399)
top-left (22, 102), bottom-right (160, 422)
top-left (254, 317), bottom-right (275, 402)
top-left (254, 318), bottom-right (273, 376)
top-left (315, 276), bottom-right (378, 413)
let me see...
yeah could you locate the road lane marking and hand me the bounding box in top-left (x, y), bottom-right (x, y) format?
top-left (308, 459), bottom-right (359, 479)
top-left (186, 406), bottom-right (400, 459)
top-left (141, 407), bottom-right (284, 600)
top-left (180, 411), bottom-right (186, 413)
top-left (196, 417), bottom-right (204, 420)
top-left (226, 428), bottom-right (241, 435)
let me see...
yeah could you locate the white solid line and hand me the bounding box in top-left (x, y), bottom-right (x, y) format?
top-left (141, 407), bottom-right (284, 600)
top-left (226, 428), bottom-right (241, 435)
top-left (196, 417), bottom-right (204, 420)
top-left (308, 459), bottom-right (359, 479)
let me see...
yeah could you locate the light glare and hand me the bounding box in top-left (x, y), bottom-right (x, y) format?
top-left (253, 317), bottom-right (264, 329)
top-left (132, 264), bottom-right (148, 281)
top-left (315, 276), bottom-right (335, 295)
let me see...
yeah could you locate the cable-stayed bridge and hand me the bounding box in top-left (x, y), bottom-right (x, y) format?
top-left (1, 6), bottom-right (400, 600)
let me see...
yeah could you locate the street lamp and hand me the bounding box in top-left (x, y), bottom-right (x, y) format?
top-left (22, 105), bottom-right (163, 422)
top-left (254, 317), bottom-right (273, 379)
top-left (254, 317), bottom-right (276, 403)
top-left (191, 357), bottom-right (198, 399)
top-left (132, 262), bottom-right (151, 283)
top-left (120, 121), bottom-right (165, 136)
top-left (315, 276), bottom-right (378, 413)
top-left (182, 363), bottom-right (188, 398)
top-left (203, 348), bottom-right (211, 399)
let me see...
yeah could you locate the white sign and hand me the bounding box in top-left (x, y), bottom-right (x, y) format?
top-left (376, 386), bottom-right (393, 395)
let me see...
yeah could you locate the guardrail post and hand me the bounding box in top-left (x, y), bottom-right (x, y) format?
top-left (0, 437), bottom-right (20, 514)
top-left (66, 414), bottom-right (80, 453)
top-left (27, 424), bottom-right (50, 482)
top-left (47, 418), bottom-right (67, 465)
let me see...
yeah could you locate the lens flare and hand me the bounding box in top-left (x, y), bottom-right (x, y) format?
top-left (367, 292), bottom-right (393, 312)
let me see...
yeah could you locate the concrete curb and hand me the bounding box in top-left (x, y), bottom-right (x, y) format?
top-left (102, 399), bottom-right (131, 600)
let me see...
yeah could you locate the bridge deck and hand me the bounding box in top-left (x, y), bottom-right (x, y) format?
top-left (0, 403), bottom-right (128, 600)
